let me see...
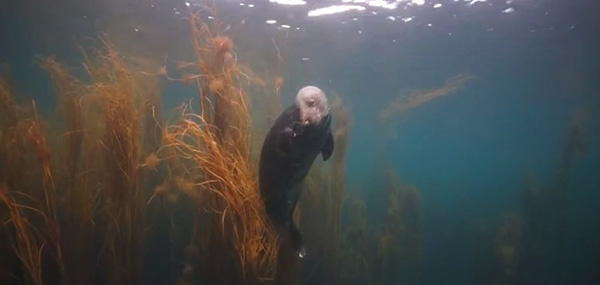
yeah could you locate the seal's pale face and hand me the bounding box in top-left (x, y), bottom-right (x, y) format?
top-left (295, 86), bottom-right (329, 126)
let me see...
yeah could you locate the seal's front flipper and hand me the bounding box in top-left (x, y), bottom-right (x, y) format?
top-left (321, 130), bottom-right (334, 161)
top-left (290, 225), bottom-right (306, 258)
top-left (277, 127), bottom-right (294, 155)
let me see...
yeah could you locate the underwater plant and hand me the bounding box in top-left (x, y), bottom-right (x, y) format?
top-left (378, 169), bottom-right (423, 285)
top-left (0, 36), bottom-right (167, 284)
top-left (1, 2), bottom-right (348, 284)
top-left (85, 41), bottom-right (149, 285)
top-left (299, 91), bottom-right (351, 284)
top-left (379, 74), bottom-right (473, 123)
top-left (156, 5), bottom-right (282, 284)
top-left (336, 167), bottom-right (423, 285)
top-left (520, 114), bottom-right (587, 284)
top-left (337, 194), bottom-right (374, 285)
top-left (0, 71), bottom-right (65, 285)
top-left (493, 213), bottom-right (523, 283)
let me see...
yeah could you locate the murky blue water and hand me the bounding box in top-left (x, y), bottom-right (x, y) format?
top-left (1, 0), bottom-right (599, 284)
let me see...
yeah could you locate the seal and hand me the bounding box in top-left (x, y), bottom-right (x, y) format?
top-left (259, 86), bottom-right (334, 258)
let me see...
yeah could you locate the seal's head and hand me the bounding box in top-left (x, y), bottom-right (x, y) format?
top-left (295, 86), bottom-right (329, 126)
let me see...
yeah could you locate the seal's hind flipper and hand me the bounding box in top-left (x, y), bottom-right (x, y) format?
top-left (290, 225), bottom-right (306, 258)
top-left (321, 130), bottom-right (334, 161)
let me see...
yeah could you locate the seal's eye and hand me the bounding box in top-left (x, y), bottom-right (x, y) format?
top-left (307, 98), bottom-right (315, 107)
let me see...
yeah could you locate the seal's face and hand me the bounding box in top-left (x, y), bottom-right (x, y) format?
top-left (295, 86), bottom-right (329, 126)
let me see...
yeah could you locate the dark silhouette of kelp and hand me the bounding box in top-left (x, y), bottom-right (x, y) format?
top-left (300, 91), bottom-right (351, 285)
top-left (338, 169), bottom-right (423, 285)
top-left (520, 114), bottom-right (587, 284)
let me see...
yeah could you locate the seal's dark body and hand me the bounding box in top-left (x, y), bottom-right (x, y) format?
top-left (259, 104), bottom-right (334, 255)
